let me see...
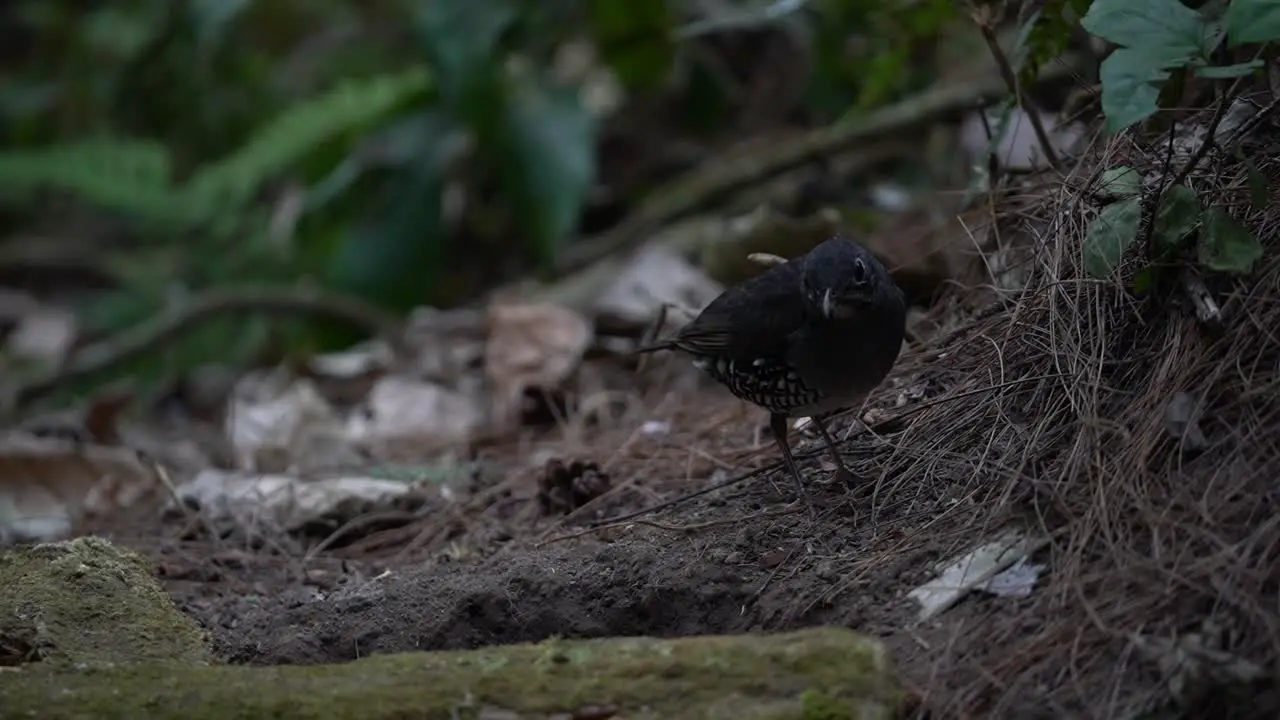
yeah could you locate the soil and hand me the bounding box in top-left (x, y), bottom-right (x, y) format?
top-left (84, 386), bottom-right (997, 714)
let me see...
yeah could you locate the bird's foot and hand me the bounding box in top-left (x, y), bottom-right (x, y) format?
top-left (792, 491), bottom-right (821, 519)
top-left (832, 463), bottom-right (860, 489)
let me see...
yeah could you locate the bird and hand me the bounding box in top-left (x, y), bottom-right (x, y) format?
top-left (634, 236), bottom-right (907, 511)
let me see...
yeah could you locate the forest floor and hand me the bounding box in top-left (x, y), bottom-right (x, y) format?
top-left (61, 104), bottom-right (1280, 719)
top-left (91, 383), bottom-right (968, 699)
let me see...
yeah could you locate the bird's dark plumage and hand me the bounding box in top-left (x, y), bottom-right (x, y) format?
top-left (636, 236), bottom-right (907, 510)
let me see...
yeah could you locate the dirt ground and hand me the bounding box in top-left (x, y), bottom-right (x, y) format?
top-left (85, 381), bottom-right (993, 712)
top-left (70, 122), bottom-right (1280, 715)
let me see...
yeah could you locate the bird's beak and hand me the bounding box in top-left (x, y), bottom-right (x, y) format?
top-left (821, 288), bottom-right (835, 319)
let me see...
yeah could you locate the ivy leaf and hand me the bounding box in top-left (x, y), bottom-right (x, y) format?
top-left (1222, 0), bottom-right (1280, 46)
top-left (1245, 158), bottom-right (1269, 210)
top-left (1194, 60), bottom-right (1263, 79)
top-left (1080, 0), bottom-right (1207, 55)
top-left (1097, 165), bottom-right (1141, 199)
top-left (1152, 184), bottom-right (1202, 252)
top-left (498, 82), bottom-right (596, 267)
top-left (1198, 208), bottom-right (1263, 274)
top-left (1098, 48), bottom-right (1183, 133)
top-left (1083, 196), bottom-right (1143, 278)
top-left (1082, 0), bottom-right (1224, 132)
top-left (416, 0), bottom-right (514, 125)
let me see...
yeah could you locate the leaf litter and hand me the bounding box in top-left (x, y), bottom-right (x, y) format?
top-left (3, 105), bottom-right (1280, 719)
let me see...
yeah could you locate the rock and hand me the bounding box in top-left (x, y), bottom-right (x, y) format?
top-left (0, 627), bottom-right (900, 719)
top-left (0, 536), bottom-right (210, 668)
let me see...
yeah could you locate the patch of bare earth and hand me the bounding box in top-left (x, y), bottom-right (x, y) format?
top-left (89, 107), bottom-right (1280, 719)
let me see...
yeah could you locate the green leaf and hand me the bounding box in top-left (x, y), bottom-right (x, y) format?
top-left (498, 82), bottom-right (596, 266)
top-left (1098, 48), bottom-right (1178, 133)
top-left (186, 67), bottom-right (431, 212)
top-left (1131, 265), bottom-right (1161, 294)
top-left (304, 111), bottom-right (446, 214)
top-left (1198, 207), bottom-right (1263, 274)
top-left (1083, 196), bottom-right (1143, 278)
top-left (1015, 0), bottom-right (1092, 87)
top-left (1245, 158), bottom-right (1269, 210)
top-left (1097, 165), bottom-right (1142, 199)
top-left (1200, 20), bottom-right (1227, 56)
top-left (1080, 0), bottom-right (1208, 56)
top-left (328, 111), bottom-right (456, 311)
top-left (186, 0), bottom-right (252, 52)
top-left (1082, 0), bottom-right (1226, 134)
top-left (1194, 60), bottom-right (1263, 79)
top-left (1153, 184), bottom-right (1202, 251)
top-left (416, 0), bottom-right (514, 123)
top-left (0, 138), bottom-right (195, 225)
top-left (1222, 0), bottom-right (1280, 46)
top-left (1011, 7), bottom-right (1042, 74)
top-left (588, 0), bottom-right (674, 91)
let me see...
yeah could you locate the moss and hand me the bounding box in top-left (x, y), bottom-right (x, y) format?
top-left (0, 627), bottom-right (901, 719)
top-left (0, 536), bottom-right (211, 668)
top-left (801, 688), bottom-right (855, 719)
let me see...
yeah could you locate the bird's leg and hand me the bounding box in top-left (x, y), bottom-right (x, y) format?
top-left (811, 416), bottom-right (858, 487)
top-left (770, 413), bottom-right (816, 516)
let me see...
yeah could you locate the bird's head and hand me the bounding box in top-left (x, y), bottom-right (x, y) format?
top-left (799, 237), bottom-right (893, 321)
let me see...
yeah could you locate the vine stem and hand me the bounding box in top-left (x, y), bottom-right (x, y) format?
top-left (7, 285), bottom-right (406, 413)
top-left (1139, 72), bottom-right (1251, 252)
top-left (971, 5), bottom-right (1061, 169)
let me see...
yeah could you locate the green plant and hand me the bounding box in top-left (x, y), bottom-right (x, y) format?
top-left (0, 0), bottom-right (602, 309)
top-left (1081, 0), bottom-right (1278, 133)
top-left (1078, 0), bottom-right (1276, 285)
top-left (809, 0), bottom-right (959, 119)
top-left (323, 0), bottom-right (599, 312)
top-left (1014, 0), bottom-right (1092, 89)
top-left (0, 68), bottom-right (431, 239)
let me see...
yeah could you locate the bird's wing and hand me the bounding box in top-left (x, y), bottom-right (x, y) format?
top-left (669, 263), bottom-right (807, 360)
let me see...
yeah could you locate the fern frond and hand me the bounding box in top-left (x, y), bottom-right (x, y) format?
top-left (183, 66), bottom-right (433, 211)
top-left (0, 138), bottom-right (190, 221)
top-left (0, 67), bottom-right (433, 235)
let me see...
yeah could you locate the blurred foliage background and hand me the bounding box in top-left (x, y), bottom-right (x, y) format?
top-left (0, 0), bottom-right (995, 392)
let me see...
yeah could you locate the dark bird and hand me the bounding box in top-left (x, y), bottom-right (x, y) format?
top-left (635, 236), bottom-right (907, 510)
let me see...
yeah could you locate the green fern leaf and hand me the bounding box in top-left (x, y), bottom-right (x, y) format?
top-left (1017, 0), bottom-right (1091, 87)
top-left (0, 68), bottom-right (433, 238)
top-left (0, 138), bottom-right (199, 224)
top-left (183, 66), bottom-right (433, 213)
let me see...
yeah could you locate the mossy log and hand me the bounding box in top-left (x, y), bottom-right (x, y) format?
top-left (1, 537), bottom-right (900, 718)
top-left (0, 627), bottom-right (899, 719)
top-left (0, 536), bottom-right (210, 667)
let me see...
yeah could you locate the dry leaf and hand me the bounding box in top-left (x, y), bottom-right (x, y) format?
top-left (301, 341), bottom-right (392, 407)
top-left (402, 307), bottom-right (488, 384)
top-left (345, 375), bottom-right (486, 453)
top-left (176, 469), bottom-right (415, 533)
top-left (592, 245), bottom-right (723, 328)
top-left (485, 301), bottom-right (592, 429)
top-left (19, 383), bottom-right (134, 445)
top-left (5, 305), bottom-right (77, 364)
top-left (0, 433), bottom-right (162, 545)
top-left (225, 373), bottom-right (354, 472)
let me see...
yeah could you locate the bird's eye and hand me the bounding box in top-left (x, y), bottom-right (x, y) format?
top-left (852, 258), bottom-right (867, 283)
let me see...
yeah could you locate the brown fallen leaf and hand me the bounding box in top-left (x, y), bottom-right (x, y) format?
top-left (485, 301), bottom-right (592, 430)
top-left (0, 432), bottom-right (162, 545)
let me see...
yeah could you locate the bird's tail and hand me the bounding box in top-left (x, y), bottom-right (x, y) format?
top-left (631, 338), bottom-right (676, 355)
